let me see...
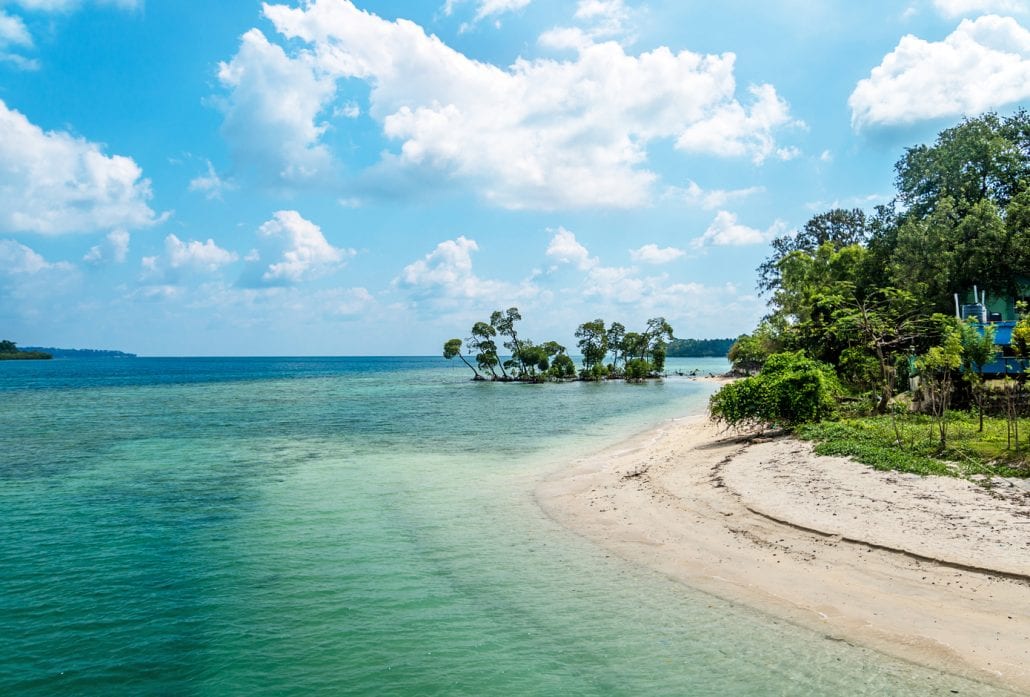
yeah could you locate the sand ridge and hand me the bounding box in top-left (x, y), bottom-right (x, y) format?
top-left (536, 416), bottom-right (1030, 694)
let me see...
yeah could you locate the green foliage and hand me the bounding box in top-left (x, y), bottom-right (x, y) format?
top-left (549, 353), bottom-right (577, 380)
top-left (727, 322), bottom-right (780, 374)
top-left (709, 351), bottom-right (842, 430)
top-left (0, 338), bottom-right (53, 360)
top-left (665, 337), bottom-right (735, 357)
top-left (580, 363), bottom-right (609, 381)
top-left (575, 319), bottom-right (608, 368)
top-left (624, 358), bottom-right (652, 381)
top-left (797, 414), bottom-right (1029, 478)
top-left (1012, 313), bottom-right (1030, 359)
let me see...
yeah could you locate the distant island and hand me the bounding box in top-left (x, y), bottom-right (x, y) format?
top-left (22, 346), bottom-right (137, 358)
top-left (0, 340), bottom-right (52, 360)
top-left (666, 338), bottom-right (734, 358)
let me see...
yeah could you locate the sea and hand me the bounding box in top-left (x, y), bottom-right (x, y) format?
top-left (0, 356), bottom-right (1018, 696)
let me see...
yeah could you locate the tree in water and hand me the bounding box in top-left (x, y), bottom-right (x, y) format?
top-left (469, 321), bottom-right (505, 379)
top-left (491, 307), bottom-right (526, 376)
top-left (575, 319), bottom-right (608, 372)
top-left (443, 338), bottom-right (483, 380)
top-left (606, 321), bottom-right (626, 372)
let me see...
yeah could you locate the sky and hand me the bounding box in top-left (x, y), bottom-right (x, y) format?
top-left (0, 0), bottom-right (1028, 356)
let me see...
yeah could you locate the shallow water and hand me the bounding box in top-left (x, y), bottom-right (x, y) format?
top-left (0, 357), bottom-right (1019, 695)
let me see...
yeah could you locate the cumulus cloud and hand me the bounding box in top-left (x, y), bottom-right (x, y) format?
top-left (396, 236), bottom-right (505, 300)
top-left (252, 210), bottom-right (354, 285)
top-left (0, 99), bottom-right (161, 235)
top-left (0, 239), bottom-right (72, 274)
top-left (545, 226), bottom-right (597, 270)
top-left (540, 0), bottom-right (632, 48)
top-left (692, 211), bottom-right (787, 247)
top-left (83, 228), bottom-right (130, 264)
top-left (934, 0), bottom-right (1028, 18)
top-left (217, 0), bottom-right (798, 208)
top-left (139, 234), bottom-right (238, 285)
top-left (663, 180), bottom-right (764, 209)
top-left (849, 15), bottom-right (1030, 129)
top-left (216, 29), bottom-right (337, 185)
top-left (629, 244), bottom-right (685, 264)
top-left (675, 84), bottom-right (801, 163)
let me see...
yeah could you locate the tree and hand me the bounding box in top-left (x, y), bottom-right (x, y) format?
top-left (576, 319), bottom-right (609, 370)
top-left (758, 208), bottom-right (869, 295)
top-left (728, 322), bottom-right (780, 374)
top-left (549, 353), bottom-right (577, 379)
top-left (491, 307), bottom-right (525, 375)
top-left (958, 317), bottom-right (997, 432)
top-left (0, 340), bottom-right (17, 353)
top-left (469, 321), bottom-right (505, 379)
top-left (894, 111), bottom-right (1029, 219)
top-left (443, 338), bottom-right (483, 380)
top-left (606, 321), bottom-right (626, 369)
top-left (916, 325), bottom-right (963, 449)
top-left (829, 287), bottom-right (926, 415)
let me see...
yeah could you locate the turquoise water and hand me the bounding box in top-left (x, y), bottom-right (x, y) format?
top-left (0, 357), bottom-right (1018, 696)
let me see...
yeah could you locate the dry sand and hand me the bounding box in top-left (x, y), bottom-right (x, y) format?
top-left (537, 415), bottom-right (1030, 693)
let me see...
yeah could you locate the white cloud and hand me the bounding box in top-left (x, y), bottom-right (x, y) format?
top-left (0, 11), bottom-right (32, 48)
top-left (11, 0), bottom-right (141, 11)
top-left (0, 239), bottom-right (72, 274)
top-left (630, 244), bottom-right (685, 264)
top-left (84, 228), bottom-right (130, 264)
top-left (255, 210), bottom-right (354, 284)
top-left (188, 160), bottom-right (235, 200)
top-left (219, 0), bottom-right (798, 208)
top-left (397, 236), bottom-right (501, 299)
top-left (316, 286), bottom-right (375, 318)
top-left (138, 234), bottom-right (238, 284)
top-left (933, 0), bottom-right (1028, 18)
top-left (675, 84), bottom-right (801, 164)
top-left (849, 15), bottom-right (1030, 129)
top-left (663, 180), bottom-right (764, 209)
top-left (443, 0), bottom-right (530, 22)
top-left (1, 1), bottom-right (140, 69)
top-left (693, 210), bottom-right (787, 247)
top-left (165, 234), bottom-right (238, 272)
top-left (545, 226), bottom-right (597, 270)
top-left (0, 99), bottom-right (161, 235)
top-left (216, 29), bottom-right (337, 185)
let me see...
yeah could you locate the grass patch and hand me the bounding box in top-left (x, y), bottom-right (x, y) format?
top-left (795, 413), bottom-right (1030, 479)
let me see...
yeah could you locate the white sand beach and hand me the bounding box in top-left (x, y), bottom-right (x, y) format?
top-left (537, 414), bottom-right (1030, 693)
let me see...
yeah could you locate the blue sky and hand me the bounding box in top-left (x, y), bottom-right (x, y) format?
top-left (1, 0), bottom-right (1028, 355)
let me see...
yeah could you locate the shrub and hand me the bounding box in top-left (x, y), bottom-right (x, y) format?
top-left (709, 351), bottom-right (841, 430)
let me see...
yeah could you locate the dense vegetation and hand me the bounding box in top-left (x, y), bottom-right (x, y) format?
top-left (0, 340), bottom-right (52, 360)
top-left (666, 337), bottom-right (734, 357)
top-left (711, 111), bottom-right (1030, 477)
top-left (444, 309), bottom-right (676, 382)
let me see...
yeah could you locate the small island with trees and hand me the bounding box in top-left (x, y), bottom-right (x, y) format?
top-left (444, 309), bottom-right (679, 382)
top-left (0, 340), bottom-right (52, 361)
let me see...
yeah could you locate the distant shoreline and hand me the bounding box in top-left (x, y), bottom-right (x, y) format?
top-left (538, 415), bottom-right (1030, 693)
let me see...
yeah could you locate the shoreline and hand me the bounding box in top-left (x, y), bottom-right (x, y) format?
top-left (536, 414), bottom-right (1030, 694)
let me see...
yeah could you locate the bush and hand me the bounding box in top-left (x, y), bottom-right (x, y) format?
top-left (624, 358), bottom-right (652, 381)
top-left (709, 351), bottom-right (841, 430)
